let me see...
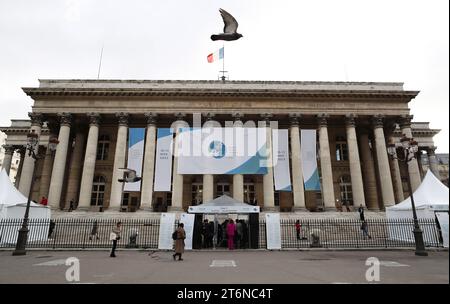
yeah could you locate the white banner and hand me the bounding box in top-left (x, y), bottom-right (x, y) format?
top-left (124, 128), bottom-right (145, 191)
top-left (154, 128), bottom-right (173, 192)
top-left (272, 129), bottom-right (292, 191)
top-left (265, 213), bottom-right (281, 250)
top-left (177, 127), bottom-right (268, 174)
top-left (180, 213), bottom-right (195, 250)
top-left (301, 130), bottom-right (321, 191)
top-left (436, 212), bottom-right (449, 248)
top-left (158, 213), bottom-right (176, 250)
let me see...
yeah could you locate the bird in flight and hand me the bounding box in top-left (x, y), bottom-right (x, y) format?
top-left (211, 8), bottom-right (243, 41)
top-left (118, 168), bottom-right (142, 183)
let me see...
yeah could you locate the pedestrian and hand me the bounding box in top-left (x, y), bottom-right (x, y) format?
top-left (358, 204), bottom-right (365, 221)
top-left (236, 220), bottom-right (243, 249)
top-left (344, 200), bottom-right (351, 212)
top-left (295, 220), bottom-right (302, 240)
top-left (226, 219), bottom-right (236, 250)
top-left (206, 220), bottom-right (215, 248)
top-left (360, 220), bottom-right (371, 239)
top-left (110, 222), bottom-right (122, 257)
top-left (173, 223), bottom-right (186, 261)
top-left (89, 220), bottom-right (99, 241)
top-left (40, 196), bottom-right (48, 206)
top-left (48, 220), bottom-right (56, 239)
top-left (68, 199), bottom-right (75, 212)
top-left (202, 219), bottom-right (209, 248)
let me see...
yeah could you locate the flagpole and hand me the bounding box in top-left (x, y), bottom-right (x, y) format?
top-left (97, 45), bottom-right (104, 79)
top-left (222, 44), bottom-right (225, 80)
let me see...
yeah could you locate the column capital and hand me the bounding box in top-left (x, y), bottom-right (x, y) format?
top-left (316, 113), bottom-right (329, 127)
top-left (260, 113), bottom-right (273, 127)
top-left (174, 112), bottom-right (186, 121)
top-left (289, 113), bottom-right (301, 126)
top-left (16, 146), bottom-right (26, 156)
top-left (202, 112), bottom-right (216, 121)
top-left (345, 114), bottom-right (357, 127)
top-left (87, 113), bottom-right (101, 126)
top-left (232, 112), bottom-right (244, 122)
top-left (2, 144), bottom-right (15, 154)
top-left (28, 112), bottom-right (44, 126)
top-left (115, 112), bottom-right (129, 126)
top-left (371, 114), bottom-right (385, 128)
top-left (427, 146), bottom-right (437, 155)
top-left (144, 112), bottom-right (158, 126)
top-left (399, 114), bottom-right (413, 129)
top-left (57, 112), bottom-right (72, 127)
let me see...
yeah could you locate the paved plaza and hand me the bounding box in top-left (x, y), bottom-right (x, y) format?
top-left (0, 249), bottom-right (447, 284)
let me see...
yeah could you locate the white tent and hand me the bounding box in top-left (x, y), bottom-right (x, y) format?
top-left (386, 170), bottom-right (448, 246)
top-left (188, 195), bottom-right (260, 214)
top-left (0, 169), bottom-right (51, 244)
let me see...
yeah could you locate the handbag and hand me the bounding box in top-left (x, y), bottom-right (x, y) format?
top-left (109, 232), bottom-right (117, 241)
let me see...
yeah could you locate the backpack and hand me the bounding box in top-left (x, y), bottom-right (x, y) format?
top-left (172, 231), bottom-right (178, 240)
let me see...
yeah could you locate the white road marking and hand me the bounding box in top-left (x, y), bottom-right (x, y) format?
top-left (209, 260), bottom-right (236, 267)
top-left (380, 261), bottom-right (410, 267)
top-left (33, 259), bottom-right (67, 266)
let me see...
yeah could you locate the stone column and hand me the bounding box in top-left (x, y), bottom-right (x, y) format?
top-left (109, 112), bottom-right (129, 210)
top-left (78, 113), bottom-right (101, 210)
top-left (64, 131), bottom-right (86, 209)
top-left (14, 148), bottom-right (25, 188)
top-left (358, 132), bottom-right (380, 210)
top-left (317, 114), bottom-right (335, 210)
top-left (48, 113), bottom-right (72, 209)
top-left (427, 146), bottom-right (441, 179)
top-left (232, 113), bottom-right (244, 203)
top-left (345, 114), bottom-right (366, 208)
top-left (289, 114), bottom-right (306, 210)
top-left (372, 115), bottom-right (395, 208)
top-left (261, 113), bottom-right (275, 211)
top-left (387, 137), bottom-right (404, 203)
top-left (170, 113), bottom-right (186, 211)
top-left (399, 115), bottom-right (422, 192)
top-left (38, 143), bottom-right (55, 199)
top-left (19, 113), bottom-right (43, 196)
top-left (202, 113), bottom-right (216, 204)
top-left (1, 145), bottom-right (14, 175)
top-left (141, 113), bottom-right (158, 210)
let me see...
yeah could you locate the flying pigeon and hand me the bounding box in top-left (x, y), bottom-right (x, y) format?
top-left (118, 168), bottom-right (142, 183)
top-left (211, 8), bottom-right (243, 41)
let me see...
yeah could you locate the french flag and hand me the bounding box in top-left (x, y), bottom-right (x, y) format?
top-left (207, 47), bottom-right (224, 63)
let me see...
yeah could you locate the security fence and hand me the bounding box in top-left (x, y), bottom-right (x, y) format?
top-left (0, 217), bottom-right (444, 250)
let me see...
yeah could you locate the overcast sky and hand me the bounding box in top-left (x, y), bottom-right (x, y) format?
top-left (0, 0), bottom-right (448, 152)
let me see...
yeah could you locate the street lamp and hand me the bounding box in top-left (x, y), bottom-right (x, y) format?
top-left (387, 134), bottom-right (428, 256)
top-left (12, 131), bottom-right (58, 256)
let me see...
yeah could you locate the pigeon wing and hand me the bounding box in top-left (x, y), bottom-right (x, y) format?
top-left (219, 8), bottom-right (238, 33)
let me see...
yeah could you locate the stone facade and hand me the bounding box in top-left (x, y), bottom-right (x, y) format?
top-left (0, 79), bottom-right (441, 213)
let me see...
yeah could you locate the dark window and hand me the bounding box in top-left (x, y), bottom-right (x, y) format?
top-left (91, 175), bottom-right (106, 206)
top-left (339, 175), bottom-right (353, 205)
top-left (335, 136), bottom-right (348, 161)
top-left (96, 135), bottom-right (110, 160)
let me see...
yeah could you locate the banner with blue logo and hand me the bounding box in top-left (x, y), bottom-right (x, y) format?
top-left (154, 128), bottom-right (174, 191)
top-left (177, 127), bottom-right (268, 175)
top-left (124, 128), bottom-right (145, 191)
top-left (301, 129), bottom-right (321, 191)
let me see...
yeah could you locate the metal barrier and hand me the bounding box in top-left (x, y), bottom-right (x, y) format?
top-left (0, 218), bottom-right (443, 249)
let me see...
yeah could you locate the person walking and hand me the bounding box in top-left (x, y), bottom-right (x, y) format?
top-left (89, 220), bottom-right (99, 241)
top-left (226, 219), bottom-right (236, 250)
top-left (68, 199), bottom-right (75, 212)
top-left (48, 220), bottom-right (56, 239)
top-left (358, 204), bottom-right (365, 221)
top-left (236, 220), bottom-right (243, 249)
top-left (360, 220), bottom-right (371, 239)
top-left (173, 223), bottom-right (186, 261)
top-left (295, 220), bottom-right (302, 240)
top-left (110, 222), bottom-right (122, 257)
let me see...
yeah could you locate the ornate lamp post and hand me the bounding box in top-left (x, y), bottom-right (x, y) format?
top-left (12, 132), bottom-right (58, 256)
top-left (387, 134), bottom-right (428, 256)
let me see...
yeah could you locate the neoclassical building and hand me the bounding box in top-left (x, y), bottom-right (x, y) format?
top-left (0, 80), bottom-right (442, 213)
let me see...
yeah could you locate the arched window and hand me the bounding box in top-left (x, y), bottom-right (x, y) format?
top-left (339, 175), bottom-right (353, 206)
top-left (96, 135), bottom-right (110, 160)
top-left (335, 136), bottom-right (348, 161)
top-left (91, 175), bottom-right (106, 206)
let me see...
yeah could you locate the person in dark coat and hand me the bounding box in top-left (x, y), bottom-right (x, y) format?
top-left (89, 220), bottom-right (99, 240)
top-left (48, 220), bottom-right (56, 239)
top-left (358, 204), bottom-right (365, 221)
top-left (173, 223), bottom-right (186, 261)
